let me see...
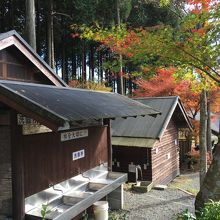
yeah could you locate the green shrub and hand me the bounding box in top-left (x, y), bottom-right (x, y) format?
top-left (176, 209), bottom-right (196, 220)
top-left (197, 200), bottom-right (220, 220)
top-left (108, 210), bottom-right (128, 220)
top-left (176, 200), bottom-right (220, 220)
top-left (41, 204), bottom-right (51, 220)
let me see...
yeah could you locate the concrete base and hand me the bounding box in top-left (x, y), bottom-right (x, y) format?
top-left (154, 184), bottom-right (168, 190)
top-left (132, 181), bottom-right (154, 193)
top-left (107, 185), bottom-right (123, 210)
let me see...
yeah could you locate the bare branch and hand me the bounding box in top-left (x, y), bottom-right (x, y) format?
top-left (52, 12), bottom-right (73, 20)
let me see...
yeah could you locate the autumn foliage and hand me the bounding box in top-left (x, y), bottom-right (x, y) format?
top-left (76, 0), bottom-right (220, 83)
top-left (134, 68), bottom-right (200, 115)
top-left (133, 67), bottom-right (220, 144)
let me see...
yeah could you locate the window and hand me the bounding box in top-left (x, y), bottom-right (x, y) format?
top-left (7, 64), bottom-right (30, 80)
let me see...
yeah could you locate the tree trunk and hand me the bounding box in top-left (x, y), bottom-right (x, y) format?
top-left (207, 96), bottom-right (212, 159)
top-left (199, 90), bottom-right (208, 186)
top-left (116, 0), bottom-right (124, 95)
top-left (25, 0), bottom-right (36, 51)
top-left (82, 41), bottom-right (86, 82)
top-left (71, 45), bottom-right (77, 80)
top-left (128, 74), bottom-right (133, 96)
top-left (89, 45), bottom-right (94, 81)
top-left (195, 124), bottom-right (220, 209)
top-left (100, 51), bottom-right (103, 83)
top-left (47, 0), bottom-right (55, 69)
top-left (36, 0), bottom-right (40, 54)
top-left (61, 36), bottom-right (67, 82)
top-left (9, 0), bottom-right (14, 29)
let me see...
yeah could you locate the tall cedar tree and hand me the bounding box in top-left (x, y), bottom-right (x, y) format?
top-left (78, 0), bottom-right (220, 209)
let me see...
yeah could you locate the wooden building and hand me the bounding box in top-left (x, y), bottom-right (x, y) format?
top-left (112, 97), bottom-right (192, 185)
top-left (0, 31), bottom-right (160, 220)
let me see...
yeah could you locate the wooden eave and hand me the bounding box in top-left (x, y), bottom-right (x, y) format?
top-left (0, 31), bottom-right (67, 87)
top-left (0, 86), bottom-right (67, 131)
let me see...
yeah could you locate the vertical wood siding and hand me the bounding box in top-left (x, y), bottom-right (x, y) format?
top-left (0, 124), bottom-right (12, 218)
top-left (151, 120), bottom-right (179, 185)
top-left (21, 126), bottom-right (108, 197)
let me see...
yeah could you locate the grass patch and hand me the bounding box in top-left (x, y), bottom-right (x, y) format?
top-left (123, 183), bottom-right (134, 191)
top-left (109, 209), bottom-right (129, 220)
top-left (169, 175), bottom-right (199, 196)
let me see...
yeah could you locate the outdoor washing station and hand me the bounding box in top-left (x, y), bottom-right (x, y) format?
top-left (25, 165), bottom-right (126, 219)
top-left (0, 81), bottom-right (159, 220)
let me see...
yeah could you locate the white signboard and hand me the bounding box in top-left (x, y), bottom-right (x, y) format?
top-left (72, 149), bottom-right (85, 161)
top-left (61, 129), bottom-right (88, 142)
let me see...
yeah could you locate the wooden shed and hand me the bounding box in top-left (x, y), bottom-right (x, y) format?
top-left (0, 31), bottom-right (160, 220)
top-left (112, 97), bottom-right (192, 185)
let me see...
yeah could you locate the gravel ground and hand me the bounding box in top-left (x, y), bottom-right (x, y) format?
top-left (123, 188), bottom-right (195, 220)
top-left (112, 172), bottom-right (199, 220)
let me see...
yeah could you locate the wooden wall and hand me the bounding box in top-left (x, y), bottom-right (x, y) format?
top-left (0, 48), bottom-right (53, 84)
top-left (112, 120), bottom-right (181, 185)
top-left (112, 146), bottom-right (152, 182)
top-left (21, 126), bottom-right (108, 197)
top-left (0, 110), bottom-right (12, 219)
top-left (151, 119), bottom-right (179, 185)
top-left (1, 110), bottom-right (108, 219)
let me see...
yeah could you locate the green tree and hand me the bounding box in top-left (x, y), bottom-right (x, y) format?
top-left (78, 0), bottom-right (220, 209)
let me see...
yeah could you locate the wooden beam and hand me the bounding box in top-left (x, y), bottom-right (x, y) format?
top-left (11, 110), bottom-right (25, 220)
top-left (105, 119), bottom-right (112, 171)
top-left (0, 94), bottom-right (59, 131)
top-left (0, 36), bottom-right (14, 51)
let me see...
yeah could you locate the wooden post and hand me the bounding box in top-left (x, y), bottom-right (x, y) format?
top-left (106, 119), bottom-right (112, 171)
top-left (11, 110), bottom-right (25, 220)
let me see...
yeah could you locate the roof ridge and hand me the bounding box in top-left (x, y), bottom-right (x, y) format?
top-left (0, 80), bottom-right (112, 94)
top-left (0, 30), bottom-right (67, 87)
top-left (134, 96), bottom-right (178, 100)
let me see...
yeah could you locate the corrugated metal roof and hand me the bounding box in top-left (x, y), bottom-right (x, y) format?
top-left (0, 80), bottom-right (160, 130)
top-left (112, 137), bottom-right (157, 148)
top-left (0, 30), bottom-right (67, 87)
top-left (112, 96), bottom-right (192, 139)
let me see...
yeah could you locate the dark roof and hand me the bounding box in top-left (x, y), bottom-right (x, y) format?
top-left (112, 96), bottom-right (192, 139)
top-left (0, 80), bottom-right (159, 130)
top-left (189, 112), bottom-right (219, 134)
top-left (0, 30), bottom-right (66, 87)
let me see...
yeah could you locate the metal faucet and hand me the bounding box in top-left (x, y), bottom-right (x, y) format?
top-left (81, 172), bottom-right (91, 181)
top-left (53, 185), bottom-right (64, 194)
top-left (136, 165), bottom-right (143, 181)
top-left (49, 183), bottom-right (64, 194)
top-left (99, 161), bottom-right (107, 169)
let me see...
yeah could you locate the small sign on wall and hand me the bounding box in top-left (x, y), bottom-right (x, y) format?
top-left (61, 129), bottom-right (88, 142)
top-left (17, 114), bottom-right (38, 125)
top-left (17, 114), bottom-right (52, 135)
top-left (72, 149), bottom-right (85, 161)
